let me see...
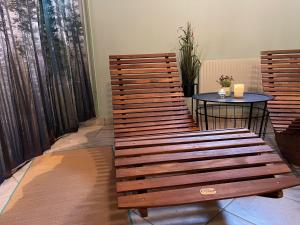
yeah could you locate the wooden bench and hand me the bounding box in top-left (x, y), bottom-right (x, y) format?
top-left (261, 49), bottom-right (300, 165)
top-left (110, 53), bottom-right (300, 217)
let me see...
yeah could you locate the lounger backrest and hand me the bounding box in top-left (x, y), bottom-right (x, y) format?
top-left (261, 49), bottom-right (300, 133)
top-left (109, 53), bottom-right (197, 139)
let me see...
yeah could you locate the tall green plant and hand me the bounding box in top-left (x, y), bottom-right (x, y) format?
top-left (178, 22), bottom-right (201, 85)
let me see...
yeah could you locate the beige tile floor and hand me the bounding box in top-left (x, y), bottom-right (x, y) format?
top-left (0, 118), bottom-right (300, 225)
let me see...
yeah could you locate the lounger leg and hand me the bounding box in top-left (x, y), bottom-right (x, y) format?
top-left (138, 208), bottom-right (148, 217)
top-left (260, 190), bottom-right (283, 199)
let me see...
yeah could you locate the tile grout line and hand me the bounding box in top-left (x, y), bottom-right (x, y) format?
top-left (222, 198), bottom-right (257, 225)
top-left (223, 208), bottom-right (257, 225)
top-left (284, 196), bottom-right (300, 204)
top-left (205, 199), bottom-right (257, 225)
top-left (0, 161), bottom-right (33, 214)
top-left (204, 208), bottom-right (225, 225)
top-left (202, 199), bottom-right (234, 225)
top-left (131, 209), bottom-right (154, 225)
top-left (204, 200), bottom-right (233, 225)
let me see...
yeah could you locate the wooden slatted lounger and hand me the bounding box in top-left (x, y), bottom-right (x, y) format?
top-left (261, 49), bottom-right (300, 165)
top-left (110, 52), bottom-right (300, 217)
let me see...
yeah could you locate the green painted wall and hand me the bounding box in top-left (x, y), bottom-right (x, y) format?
top-left (83, 0), bottom-right (300, 119)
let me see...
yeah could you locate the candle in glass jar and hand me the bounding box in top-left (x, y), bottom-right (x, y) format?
top-left (234, 84), bottom-right (245, 98)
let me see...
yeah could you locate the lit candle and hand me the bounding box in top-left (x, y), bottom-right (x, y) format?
top-left (234, 84), bottom-right (245, 98)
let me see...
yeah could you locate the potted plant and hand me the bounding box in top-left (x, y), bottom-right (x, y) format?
top-left (178, 22), bottom-right (201, 97)
top-left (217, 75), bottom-right (234, 97)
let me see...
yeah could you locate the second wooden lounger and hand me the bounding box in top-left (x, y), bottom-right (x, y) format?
top-left (109, 52), bottom-right (300, 217)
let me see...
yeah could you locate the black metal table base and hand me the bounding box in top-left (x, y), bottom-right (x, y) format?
top-left (196, 103), bottom-right (269, 137)
top-left (192, 92), bottom-right (273, 138)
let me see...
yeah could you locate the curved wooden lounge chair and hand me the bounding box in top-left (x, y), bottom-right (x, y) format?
top-left (261, 49), bottom-right (300, 165)
top-left (110, 53), bottom-right (299, 217)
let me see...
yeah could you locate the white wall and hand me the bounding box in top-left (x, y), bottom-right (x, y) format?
top-left (83, 0), bottom-right (300, 120)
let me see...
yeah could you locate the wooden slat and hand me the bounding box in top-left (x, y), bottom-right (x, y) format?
top-left (115, 138), bottom-right (265, 157)
top-left (111, 83), bottom-right (182, 90)
top-left (269, 112), bottom-right (300, 118)
top-left (118, 176), bottom-right (300, 208)
top-left (113, 110), bottom-right (189, 119)
top-left (264, 83), bottom-right (300, 88)
top-left (114, 119), bottom-right (192, 129)
top-left (273, 123), bottom-right (300, 129)
top-left (111, 77), bottom-right (180, 85)
top-left (268, 105), bottom-right (300, 109)
top-left (274, 96), bottom-right (300, 101)
top-left (115, 129), bottom-right (248, 143)
top-left (265, 91), bottom-right (300, 96)
top-left (272, 121), bottom-right (293, 125)
top-left (113, 105), bottom-right (187, 114)
top-left (116, 154), bottom-right (281, 178)
top-left (112, 92), bottom-right (183, 100)
top-left (112, 87), bottom-right (183, 95)
top-left (270, 117), bottom-right (295, 121)
top-left (261, 59), bottom-right (300, 64)
top-left (268, 108), bottom-right (300, 113)
top-left (115, 128), bottom-right (249, 142)
top-left (116, 164), bottom-right (290, 192)
top-left (113, 101), bottom-right (186, 110)
top-left (114, 123), bottom-right (194, 134)
top-left (262, 76), bottom-right (300, 82)
top-left (109, 53), bottom-right (176, 59)
top-left (111, 73), bottom-right (179, 80)
top-left (270, 117), bottom-right (300, 122)
top-left (261, 49), bottom-right (300, 54)
top-left (110, 63), bottom-right (178, 70)
top-left (115, 132), bottom-right (257, 149)
top-left (111, 68), bottom-right (178, 75)
top-left (113, 115), bottom-right (191, 124)
top-left (268, 100), bottom-right (300, 105)
top-left (115, 127), bottom-right (198, 138)
top-left (262, 73), bottom-right (300, 77)
top-left (115, 145), bottom-right (273, 167)
top-left (261, 64), bottom-right (300, 69)
top-left (264, 87), bottom-right (300, 92)
top-left (261, 54), bottom-right (300, 59)
top-left (112, 97), bottom-right (185, 105)
top-left (109, 58), bottom-right (176, 65)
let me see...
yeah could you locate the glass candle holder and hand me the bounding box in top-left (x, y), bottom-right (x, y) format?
top-left (218, 88), bottom-right (226, 99)
top-left (234, 84), bottom-right (245, 98)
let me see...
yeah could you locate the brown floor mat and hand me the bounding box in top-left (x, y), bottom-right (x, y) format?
top-left (0, 147), bottom-right (128, 225)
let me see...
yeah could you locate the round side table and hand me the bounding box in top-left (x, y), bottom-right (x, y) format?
top-left (192, 92), bottom-right (273, 137)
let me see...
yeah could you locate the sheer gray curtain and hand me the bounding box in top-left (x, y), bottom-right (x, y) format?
top-left (0, 0), bottom-right (95, 183)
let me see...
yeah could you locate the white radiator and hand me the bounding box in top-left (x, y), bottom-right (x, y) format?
top-left (198, 58), bottom-right (262, 93)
